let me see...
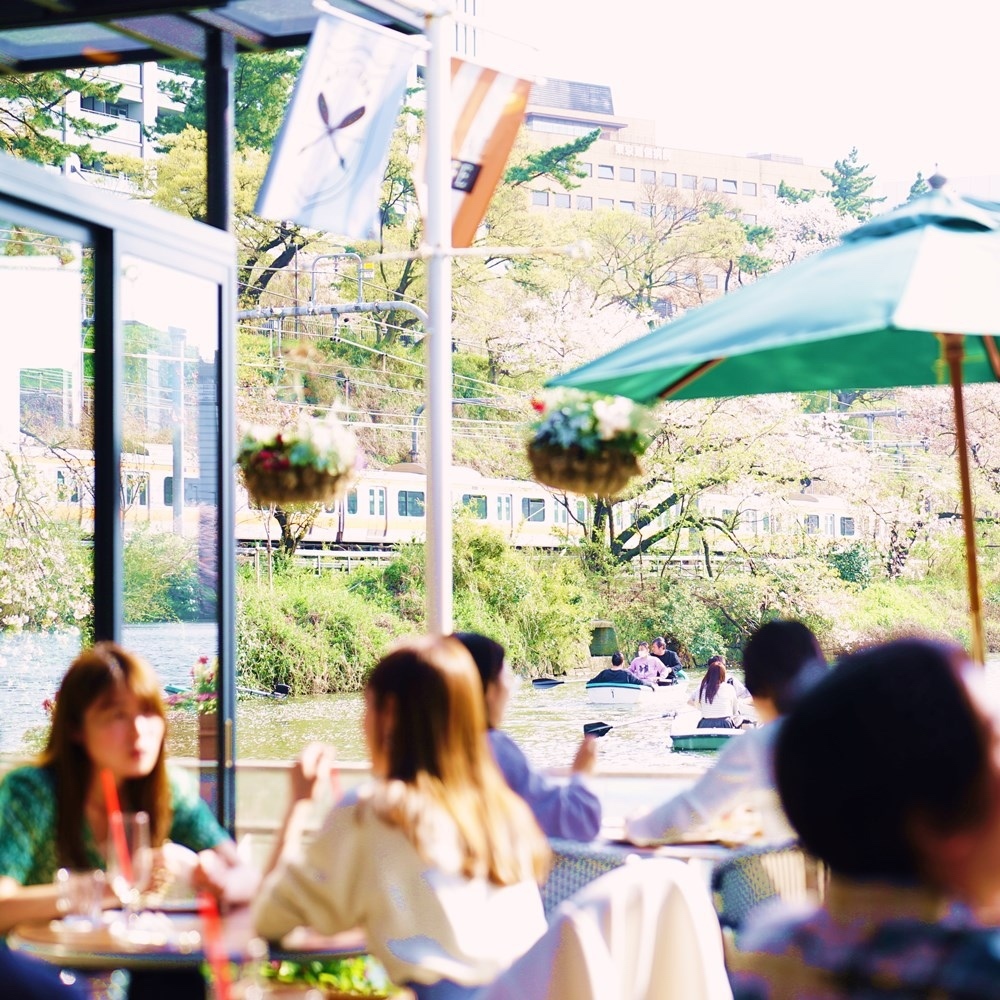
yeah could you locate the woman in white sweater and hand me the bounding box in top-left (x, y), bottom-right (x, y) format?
top-left (252, 636), bottom-right (551, 1000)
top-left (625, 620), bottom-right (826, 846)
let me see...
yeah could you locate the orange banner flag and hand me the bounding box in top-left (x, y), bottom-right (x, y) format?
top-left (419, 58), bottom-right (533, 248)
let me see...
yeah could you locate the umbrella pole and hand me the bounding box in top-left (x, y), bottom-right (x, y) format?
top-left (944, 334), bottom-right (986, 664)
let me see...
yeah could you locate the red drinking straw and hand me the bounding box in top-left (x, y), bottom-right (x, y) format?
top-left (199, 891), bottom-right (231, 1000)
top-left (101, 768), bottom-right (132, 884)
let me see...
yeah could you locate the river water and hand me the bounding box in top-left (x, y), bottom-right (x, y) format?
top-left (0, 623), bottom-right (705, 772)
top-left (5, 625), bottom-right (1000, 780)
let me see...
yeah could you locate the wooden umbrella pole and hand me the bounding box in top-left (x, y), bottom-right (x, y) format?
top-left (944, 334), bottom-right (986, 664)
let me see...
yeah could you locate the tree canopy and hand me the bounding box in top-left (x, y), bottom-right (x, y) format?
top-left (822, 147), bottom-right (885, 220)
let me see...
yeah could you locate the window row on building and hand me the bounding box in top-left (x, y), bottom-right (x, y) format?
top-left (529, 189), bottom-right (757, 226)
top-left (574, 162), bottom-right (778, 198)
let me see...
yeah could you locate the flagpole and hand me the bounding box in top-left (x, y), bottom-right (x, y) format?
top-left (425, 6), bottom-right (453, 636)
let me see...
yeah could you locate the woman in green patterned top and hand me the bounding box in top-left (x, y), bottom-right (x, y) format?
top-left (0, 642), bottom-right (259, 934)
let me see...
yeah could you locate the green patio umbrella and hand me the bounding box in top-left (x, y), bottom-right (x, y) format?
top-left (550, 177), bottom-right (1000, 663)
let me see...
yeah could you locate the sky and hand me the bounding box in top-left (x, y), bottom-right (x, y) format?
top-left (475, 0), bottom-right (1000, 198)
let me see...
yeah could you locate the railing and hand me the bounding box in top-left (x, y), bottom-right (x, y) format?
top-left (237, 546), bottom-right (396, 575)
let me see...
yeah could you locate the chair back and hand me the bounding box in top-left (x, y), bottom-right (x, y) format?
top-left (711, 842), bottom-right (826, 933)
top-left (485, 857), bottom-right (732, 1000)
top-left (540, 838), bottom-right (632, 917)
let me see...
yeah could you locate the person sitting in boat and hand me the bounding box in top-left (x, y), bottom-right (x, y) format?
top-left (455, 632), bottom-right (602, 842)
top-left (623, 620), bottom-right (826, 847)
top-left (691, 657), bottom-right (751, 729)
top-left (650, 637), bottom-right (683, 684)
top-left (707, 653), bottom-right (750, 699)
top-left (628, 642), bottom-right (662, 685)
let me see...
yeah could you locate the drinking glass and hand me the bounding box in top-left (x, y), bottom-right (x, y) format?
top-left (54, 867), bottom-right (106, 929)
top-left (107, 810), bottom-right (152, 924)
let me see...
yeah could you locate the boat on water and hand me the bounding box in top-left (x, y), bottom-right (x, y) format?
top-left (667, 728), bottom-right (743, 752)
top-left (666, 710), bottom-right (747, 752)
top-left (585, 668), bottom-right (686, 706)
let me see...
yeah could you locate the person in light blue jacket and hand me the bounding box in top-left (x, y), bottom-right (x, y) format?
top-left (454, 633), bottom-right (602, 842)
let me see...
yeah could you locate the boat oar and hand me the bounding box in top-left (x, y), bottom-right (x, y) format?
top-left (237, 683), bottom-right (290, 699)
top-left (583, 711), bottom-right (676, 738)
top-left (532, 677), bottom-right (588, 688)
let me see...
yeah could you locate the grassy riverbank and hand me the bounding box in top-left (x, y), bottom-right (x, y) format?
top-left (236, 523), bottom-right (1000, 693)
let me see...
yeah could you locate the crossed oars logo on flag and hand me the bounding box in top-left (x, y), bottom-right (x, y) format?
top-left (301, 95), bottom-right (366, 168)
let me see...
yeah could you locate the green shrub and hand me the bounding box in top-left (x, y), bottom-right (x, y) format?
top-left (827, 542), bottom-right (875, 587)
top-left (124, 527), bottom-right (207, 622)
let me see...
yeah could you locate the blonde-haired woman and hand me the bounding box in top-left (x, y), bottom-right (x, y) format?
top-left (253, 636), bottom-right (551, 1000)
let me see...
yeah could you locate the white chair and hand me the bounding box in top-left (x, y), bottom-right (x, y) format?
top-left (483, 858), bottom-right (733, 1000)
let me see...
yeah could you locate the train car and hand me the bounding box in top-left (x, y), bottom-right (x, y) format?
top-left (235, 463), bottom-right (591, 550)
top-left (13, 440), bottom-right (884, 557)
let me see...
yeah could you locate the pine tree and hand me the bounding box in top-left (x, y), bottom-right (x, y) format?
top-left (821, 147), bottom-right (886, 220)
top-left (906, 171), bottom-right (930, 202)
top-left (777, 180), bottom-right (814, 204)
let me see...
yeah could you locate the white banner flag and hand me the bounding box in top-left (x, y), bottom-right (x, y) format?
top-left (256, 4), bottom-right (417, 239)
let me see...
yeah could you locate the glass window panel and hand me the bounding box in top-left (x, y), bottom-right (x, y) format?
top-left (461, 494), bottom-right (487, 519)
top-left (118, 255), bottom-right (221, 800)
top-left (0, 222), bottom-right (94, 754)
top-left (522, 497), bottom-right (545, 522)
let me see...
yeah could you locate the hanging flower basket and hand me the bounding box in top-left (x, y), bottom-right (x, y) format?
top-left (528, 441), bottom-right (640, 496)
top-left (238, 415), bottom-right (360, 507)
top-left (526, 389), bottom-right (654, 497)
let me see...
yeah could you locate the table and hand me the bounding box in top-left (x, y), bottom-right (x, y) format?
top-left (9, 907), bottom-right (367, 999)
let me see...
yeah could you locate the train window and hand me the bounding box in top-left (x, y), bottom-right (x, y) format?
top-left (398, 490), bottom-right (425, 517)
top-left (163, 477), bottom-right (200, 506)
top-left (346, 490), bottom-right (358, 515)
top-left (497, 494), bottom-right (512, 521)
top-left (368, 487), bottom-right (385, 516)
top-left (576, 499), bottom-right (586, 522)
top-left (840, 516), bottom-right (855, 537)
top-left (553, 501), bottom-right (568, 524)
top-left (56, 470), bottom-right (79, 504)
top-left (522, 497), bottom-right (545, 522)
top-left (744, 509), bottom-right (758, 533)
top-left (803, 514), bottom-right (820, 534)
top-left (824, 514), bottom-right (835, 535)
top-left (461, 494), bottom-right (487, 519)
top-left (125, 473), bottom-right (148, 507)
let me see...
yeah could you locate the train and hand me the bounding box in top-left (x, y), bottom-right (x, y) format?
top-left (9, 443), bottom-right (879, 554)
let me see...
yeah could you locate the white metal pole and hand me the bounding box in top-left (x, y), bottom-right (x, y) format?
top-left (425, 7), bottom-right (453, 636)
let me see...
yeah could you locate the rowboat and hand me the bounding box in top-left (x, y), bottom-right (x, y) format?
top-left (667, 729), bottom-right (743, 752)
top-left (585, 669), bottom-right (687, 706)
top-left (666, 710), bottom-right (746, 752)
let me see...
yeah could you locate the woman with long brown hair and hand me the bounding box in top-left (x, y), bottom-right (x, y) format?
top-left (253, 635), bottom-right (551, 1000)
top-left (691, 656), bottom-right (747, 729)
top-left (0, 642), bottom-right (257, 934)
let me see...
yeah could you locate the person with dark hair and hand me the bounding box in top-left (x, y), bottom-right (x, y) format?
top-left (623, 620), bottom-right (825, 846)
top-left (650, 637), bottom-right (682, 684)
top-left (611, 650), bottom-right (625, 668)
top-left (731, 637), bottom-right (1000, 998)
top-left (0, 642), bottom-right (258, 935)
top-left (454, 632), bottom-right (601, 842)
top-left (691, 657), bottom-right (749, 729)
top-left (254, 636), bottom-right (551, 1000)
